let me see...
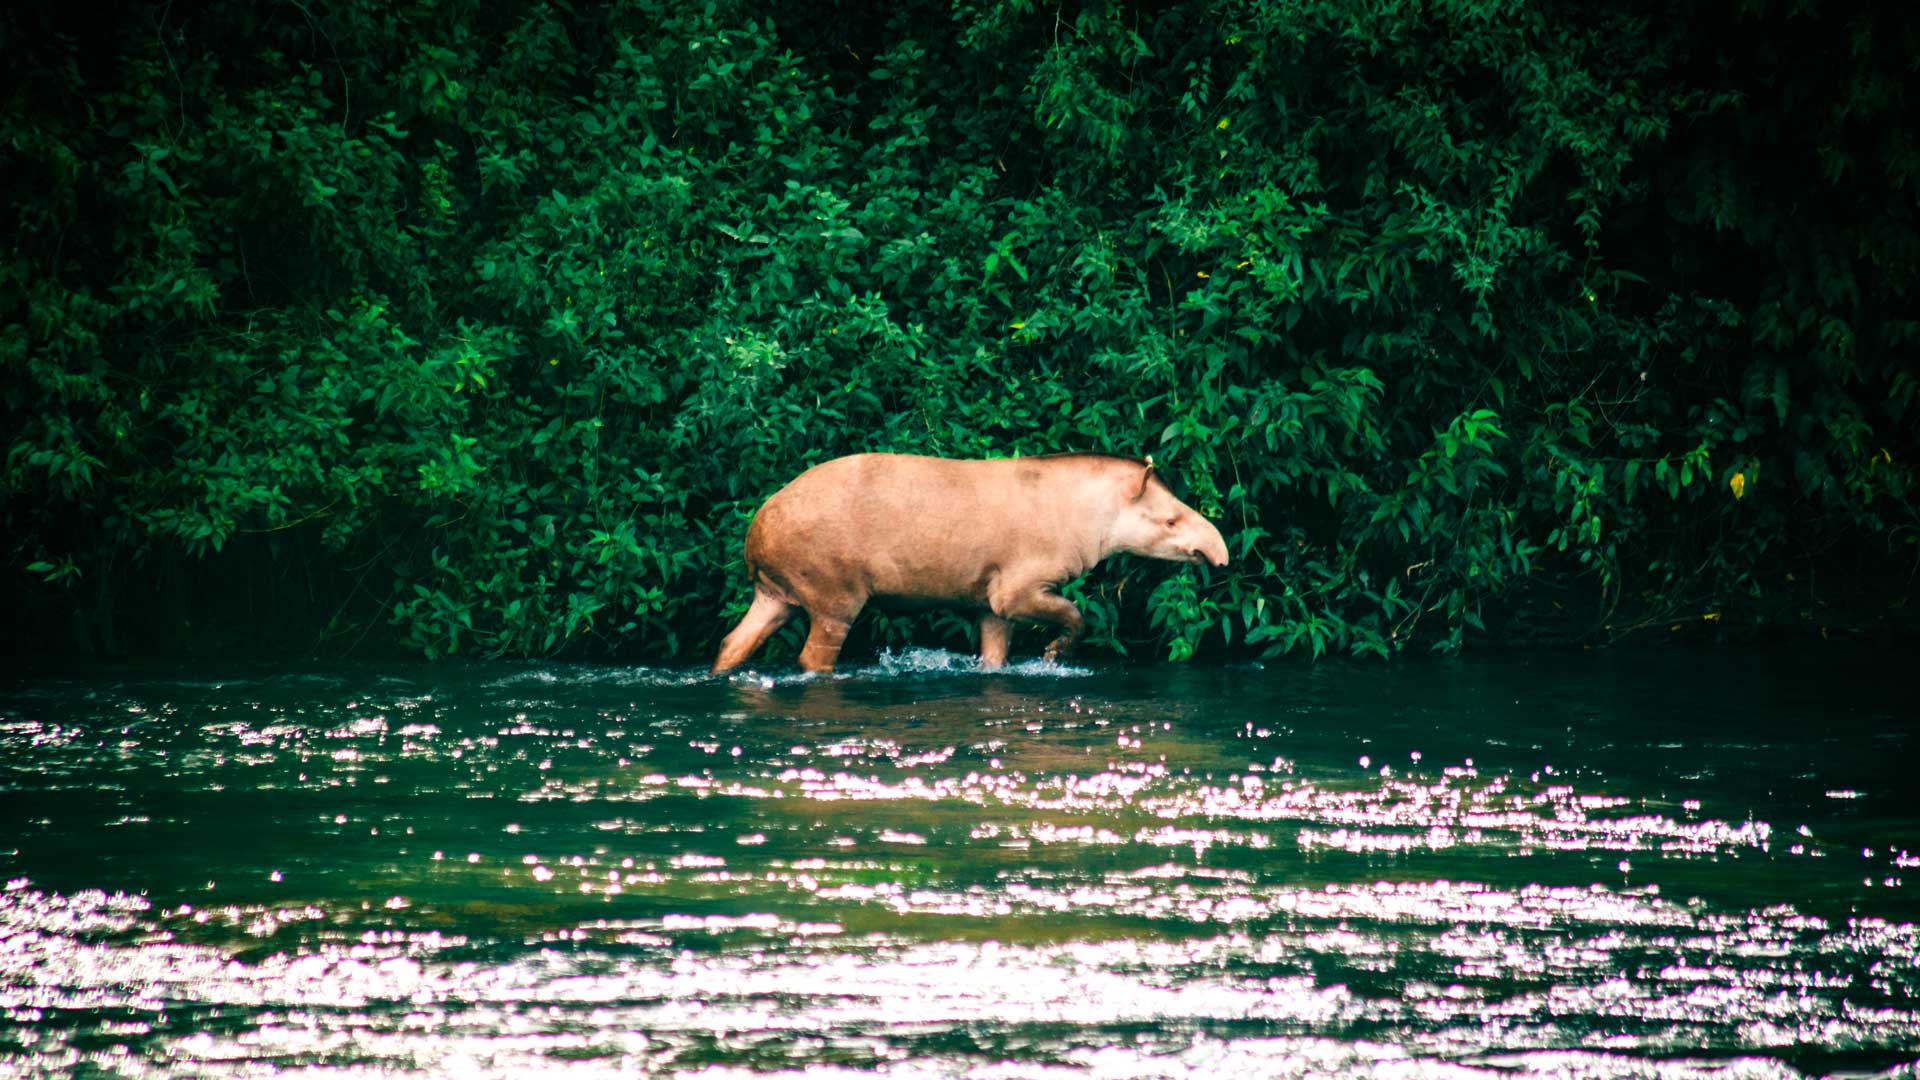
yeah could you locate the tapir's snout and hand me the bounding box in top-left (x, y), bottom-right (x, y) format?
top-left (1195, 525), bottom-right (1230, 569)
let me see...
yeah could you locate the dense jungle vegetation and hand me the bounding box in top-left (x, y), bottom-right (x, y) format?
top-left (3, 0), bottom-right (1916, 662)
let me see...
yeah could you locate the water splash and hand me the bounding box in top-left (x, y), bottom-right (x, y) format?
top-left (856, 647), bottom-right (1093, 679)
top-left (486, 648), bottom-right (1092, 692)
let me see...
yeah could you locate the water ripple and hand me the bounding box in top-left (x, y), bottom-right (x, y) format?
top-left (1, 653), bottom-right (1915, 1078)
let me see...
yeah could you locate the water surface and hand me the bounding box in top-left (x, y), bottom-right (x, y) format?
top-left (2, 647), bottom-right (1915, 1077)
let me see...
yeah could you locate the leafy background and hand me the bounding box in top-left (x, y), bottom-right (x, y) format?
top-left (4, 0), bottom-right (1915, 662)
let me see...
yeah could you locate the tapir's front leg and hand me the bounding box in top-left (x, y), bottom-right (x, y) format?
top-left (998, 585), bottom-right (1085, 663)
top-left (798, 612), bottom-right (853, 673)
top-left (978, 613), bottom-right (1013, 670)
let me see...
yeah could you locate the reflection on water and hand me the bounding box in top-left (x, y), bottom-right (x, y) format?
top-left (1, 647), bottom-right (1916, 1078)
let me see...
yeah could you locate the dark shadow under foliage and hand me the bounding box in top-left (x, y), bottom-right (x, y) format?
top-left (2, 0), bottom-right (1915, 662)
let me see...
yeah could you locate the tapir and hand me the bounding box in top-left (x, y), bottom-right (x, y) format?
top-left (711, 453), bottom-right (1230, 673)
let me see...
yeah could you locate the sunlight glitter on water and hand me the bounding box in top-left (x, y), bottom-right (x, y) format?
top-left (2, 652), bottom-right (1917, 1077)
top-left (3, 879), bottom-right (1915, 1078)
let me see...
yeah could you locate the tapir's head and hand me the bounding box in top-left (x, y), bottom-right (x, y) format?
top-left (1109, 460), bottom-right (1230, 569)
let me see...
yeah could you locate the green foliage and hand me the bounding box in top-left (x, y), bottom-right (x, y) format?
top-left (3, 0), bottom-right (1914, 659)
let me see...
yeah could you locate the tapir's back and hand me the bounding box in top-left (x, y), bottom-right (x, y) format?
top-left (742, 453), bottom-right (1104, 611)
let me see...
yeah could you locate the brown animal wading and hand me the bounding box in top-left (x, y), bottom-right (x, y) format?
top-left (711, 453), bottom-right (1230, 673)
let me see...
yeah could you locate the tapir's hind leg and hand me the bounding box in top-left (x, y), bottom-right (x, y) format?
top-left (712, 590), bottom-right (796, 673)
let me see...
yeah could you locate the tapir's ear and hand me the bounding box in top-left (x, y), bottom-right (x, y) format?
top-left (1133, 456), bottom-right (1155, 500)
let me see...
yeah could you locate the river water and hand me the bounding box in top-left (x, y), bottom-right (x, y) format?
top-left (1, 646), bottom-right (1915, 1078)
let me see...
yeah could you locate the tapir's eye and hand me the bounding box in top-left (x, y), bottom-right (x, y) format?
top-left (1165, 515), bottom-right (1179, 528)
